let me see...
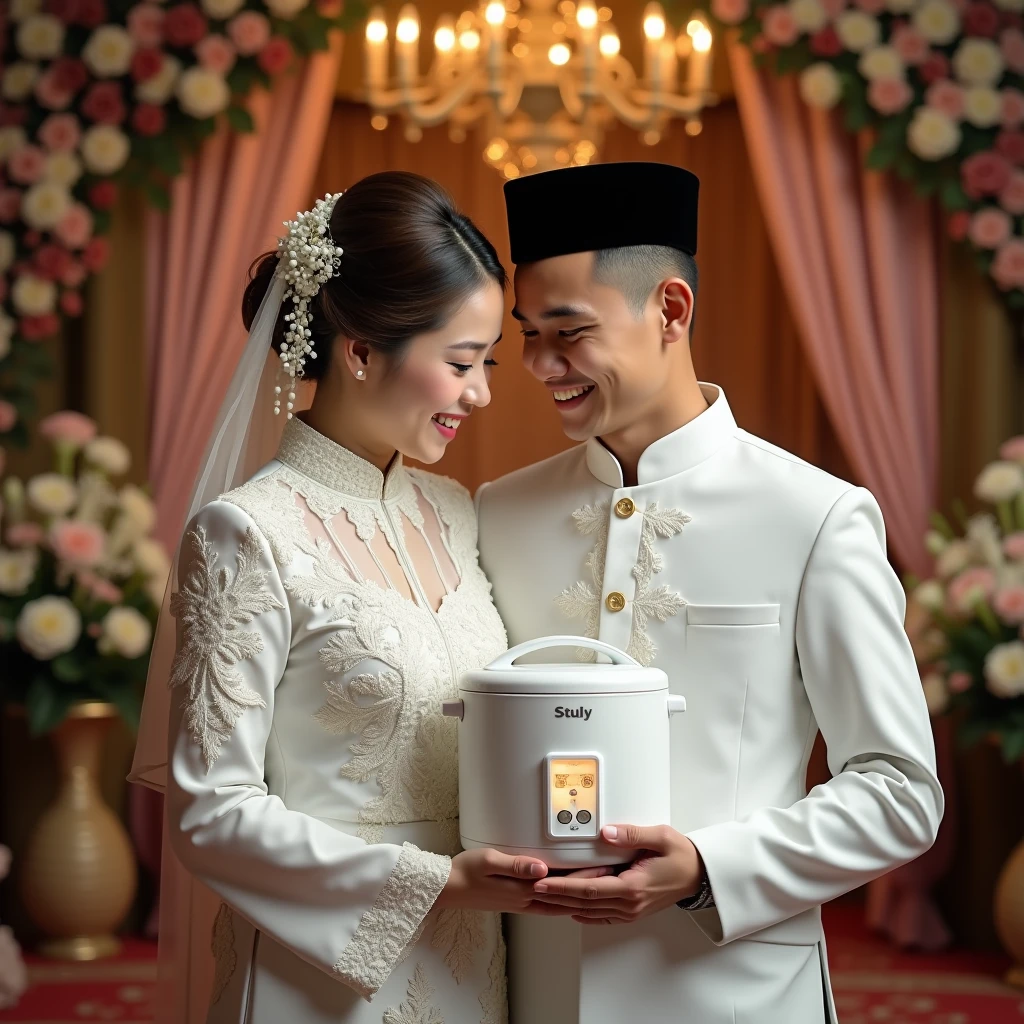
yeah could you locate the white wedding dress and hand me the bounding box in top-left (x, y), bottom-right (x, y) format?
top-left (166, 415), bottom-right (509, 1024)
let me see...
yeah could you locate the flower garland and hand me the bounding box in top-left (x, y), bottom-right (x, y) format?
top-left (0, 0), bottom-right (364, 447)
top-left (709, 0), bottom-right (1024, 311)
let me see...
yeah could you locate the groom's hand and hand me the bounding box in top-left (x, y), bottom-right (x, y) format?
top-left (528, 825), bottom-right (704, 925)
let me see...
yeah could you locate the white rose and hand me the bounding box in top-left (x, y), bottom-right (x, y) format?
top-left (28, 473), bottom-right (78, 517)
top-left (12, 274), bottom-right (57, 316)
top-left (201, 0), bottom-right (245, 17)
top-left (964, 86), bottom-right (1003, 127)
top-left (936, 538), bottom-right (972, 579)
top-left (925, 530), bottom-right (948, 556)
top-left (84, 437), bottom-right (131, 476)
top-left (985, 640), bottom-right (1024, 698)
top-left (11, 0), bottom-right (43, 19)
top-left (21, 181), bottom-right (71, 230)
top-left (133, 537), bottom-right (169, 580)
top-left (17, 595), bottom-right (81, 660)
top-left (16, 15), bottom-right (65, 60)
top-left (0, 549), bottom-right (38, 596)
top-left (859, 45), bottom-right (906, 81)
top-left (953, 38), bottom-right (1005, 86)
top-left (2, 62), bottom-right (40, 102)
top-left (135, 54), bottom-right (181, 105)
top-left (913, 0), bottom-right (960, 45)
top-left (118, 484), bottom-right (156, 532)
top-left (836, 11), bottom-right (881, 52)
top-left (907, 107), bottom-right (962, 161)
top-left (0, 127), bottom-right (28, 163)
top-left (967, 513), bottom-right (1004, 567)
top-left (98, 606), bottom-right (152, 659)
top-left (0, 232), bottom-right (14, 275)
top-left (264, 0), bottom-right (309, 17)
top-left (44, 151), bottom-right (83, 188)
top-left (921, 673), bottom-right (950, 716)
top-left (82, 25), bottom-right (136, 78)
top-left (0, 311), bottom-right (13, 361)
top-left (81, 125), bottom-right (131, 176)
top-left (913, 579), bottom-right (946, 612)
top-left (176, 67), bottom-right (230, 120)
top-left (800, 63), bottom-right (843, 109)
top-left (974, 460), bottom-right (1024, 503)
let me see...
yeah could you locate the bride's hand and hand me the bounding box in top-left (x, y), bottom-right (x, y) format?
top-left (437, 849), bottom-right (550, 913)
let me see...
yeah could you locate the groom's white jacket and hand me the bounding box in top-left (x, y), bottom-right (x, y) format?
top-left (476, 384), bottom-right (942, 1024)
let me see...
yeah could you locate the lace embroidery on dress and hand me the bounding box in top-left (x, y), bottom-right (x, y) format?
top-left (222, 476), bottom-right (314, 567)
top-left (477, 918), bottom-right (507, 1024)
top-left (382, 963), bottom-right (444, 1024)
top-left (334, 843), bottom-right (450, 999)
top-left (209, 903), bottom-right (237, 1005)
top-left (430, 910), bottom-right (485, 984)
top-left (169, 524), bottom-right (283, 770)
top-left (555, 500), bottom-right (690, 666)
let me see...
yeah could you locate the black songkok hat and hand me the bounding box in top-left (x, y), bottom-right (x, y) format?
top-left (503, 161), bottom-right (699, 265)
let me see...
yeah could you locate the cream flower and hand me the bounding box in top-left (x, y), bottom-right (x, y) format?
top-left (133, 537), bottom-right (169, 580)
top-left (913, 579), bottom-right (945, 612)
top-left (975, 460), bottom-right (1024, 503)
top-left (264, 0), bottom-right (309, 16)
top-left (0, 128), bottom-right (28, 163)
top-left (0, 233), bottom-right (14, 275)
top-left (2, 62), bottom-right (40, 102)
top-left (925, 530), bottom-right (948, 556)
top-left (967, 512), bottom-right (1005, 567)
top-left (28, 472), bottom-right (78, 516)
top-left (964, 86), bottom-right (1003, 127)
top-left (176, 67), bottom-right (230, 119)
top-left (81, 125), bottom-right (131, 176)
top-left (11, 0), bottom-right (43, 19)
top-left (118, 484), bottom-right (156, 532)
top-left (936, 538), bottom-right (972, 578)
top-left (16, 15), bottom-right (65, 60)
top-left (84, 437), bottom-right (131, 476)
top-left (800, 63), bottom-right (842, 109)
top-left (836, 10), bottom-right (881, 52)
top-left (82, 25), bottom-right (136, 78)
top-left (135, 55), bottom-right (182, 105)
top-left (954, 38), bottom-right (1005, 87)
top-left (913, 0), bottom-right (960, 45)
top-left (985, 640), bottom-right (1024, 697)
top-left (99, 606), bottom-right (153, 659)
top-left (201, 0), bottom-right (246, 17)
top-left (921, 673), bottom-right (950, 716)
top-left (44, 151), bottom-right (83, 188)
top-left (17, 596), bottom-right (81, 660)
top-left (12, 274), bottom-right (57, 316)
top-left (907, 107), bottom-right (962, 160)
top-left (0, 549), bottom-right (38, 596)
top-left (859, 45), bottom-right (906, 81)
top-left (21, 181), bottom-right (71, 229)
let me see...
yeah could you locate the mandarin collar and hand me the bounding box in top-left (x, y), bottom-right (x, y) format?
top-left (275, 416), bottom-right (408, 501)
top-left (585, 384), bottom-right (737, 489)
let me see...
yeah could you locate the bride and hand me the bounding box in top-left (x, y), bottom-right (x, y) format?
top-left (130, 172), bottom-right (551, 1024)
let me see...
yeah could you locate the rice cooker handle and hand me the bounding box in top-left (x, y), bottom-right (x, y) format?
top-left (486, 635), bottom-right (641, 670)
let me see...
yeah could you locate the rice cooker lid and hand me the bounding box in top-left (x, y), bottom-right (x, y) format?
top-left (461, 636), bottom-right (668, 695)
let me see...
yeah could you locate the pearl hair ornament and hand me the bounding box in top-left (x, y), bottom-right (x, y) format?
top-left (274, 192), bottom-right (345, 417)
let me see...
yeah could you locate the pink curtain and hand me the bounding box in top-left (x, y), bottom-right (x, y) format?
top-left (132, 42), bottom-right (343, 1009)
top-left (729, 44), bottom-right (952, 948)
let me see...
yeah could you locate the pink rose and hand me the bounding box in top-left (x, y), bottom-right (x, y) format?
top-left (164, 3), bottom-right (207, 47)
top-left (811, 26), bottom-right (843, 56)
top-left (920, 52), bottom-right (951, 83)
top-left (21, 315), bottom-right (60, 340)
top-left (762, 5), bottom-right (800, 46)
top-left (711, 0), bottom-right (750, 23)
top-left (81, 82), bottom-right (127, 126)
top-left (76, 570), bottom-right (123, 604)
top-left (316, 0), bottom-right (344, 14)
top-left (948, 670), bottom-right (974, 693)
top-left (56, 204), bottom-right (94, 250)
top-left (50, 57), bottom-right (89, 94)
top-left (34, 71), bottom-right (74, 112)
top-left (45, 0), bottom-right (80, 22)
top-left (127, 3), bottom-right (164, 47)
top-left (34, 243), bottom-right (73, 281)
top-left (997, 128), bottom-right (1024, 163)
top-left (892, 24), bottom-right (930, 64)
top-left (8, 146), bottom-right (47, 186)
top-left (995, 584), bottom-right (1024, 623)
top-left (821, 0), bottom-right (847, 15)
top-left (991, 238), bottom-right (1024, 288)
top-left (926, 80), bottom-right (966, 119)
top-left (6, 522), bottom-right (45, 547)
top-left (131, 48), bottom-right (164, 83)
top-left (196, 34), bottom-right (236, 74)
top-left (868, 78), bottom-right (913, 115)
top-left (1001, 26), bottom-right (1024, 72)
top-left (228, 11), bottom-right (271, 55)
top-left (132, 103), bottom-right (166, 137)
top-left (51, 520), bottom-right (105, 568)
top-left (77, 0), bottom-right (107, 28)
top-left (963, 150), bottom-right (1013, 197)
top-left (947, 567), bottom-right (996, 613)
top-left (88, 181), bottom-right (117, 210)
top-left (855, 0), bottom-right (886, 12)
top-left (82, 237), bottom-right (110, 273)
top-left (1003, 88), bottom-right (1024, 128)
top-left (60, 290), bottom-right (83, 316)
top-left (39, 410), bottom-right (97, 446)
top-left (258, 36), bottom-right (294, 75)
top-left (0, 189), bottom-right (22, 223)
top-left (61, 260), bottom-right (86, 287)
top-left (1003, 530), bottom-right (1024, 557)
top-left (0, 401), bottom-right (17, 433)
top-left (999, 169), bottom-right (1024, 212)
top-left (999, 436), bottom-right (1024, 461)
top-left (964, 1), bottom-right (1000, 36)
top-left (968, 206), bottom-right (1012, 248)
top-left (38, 114), bottom-right (82, 153)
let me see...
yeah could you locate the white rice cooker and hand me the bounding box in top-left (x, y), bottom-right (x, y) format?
top-left (442, 635), bottom-right (686, 868)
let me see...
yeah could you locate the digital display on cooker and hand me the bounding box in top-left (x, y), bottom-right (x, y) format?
top-left (554, 774), bottom-right (595, 789)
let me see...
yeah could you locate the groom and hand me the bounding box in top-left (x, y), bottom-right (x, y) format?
top-left (476, 162), bottom-right (943, 1024)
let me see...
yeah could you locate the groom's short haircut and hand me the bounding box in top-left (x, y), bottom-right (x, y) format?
top-left (593, 245), bottom-right (699, 322)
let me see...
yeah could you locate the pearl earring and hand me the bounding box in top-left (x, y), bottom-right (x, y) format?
top-left (356, 369), bottom-right (365, 379)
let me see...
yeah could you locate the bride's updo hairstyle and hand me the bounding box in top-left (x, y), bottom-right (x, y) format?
top-left (242, 171), bottom-right (507, 382)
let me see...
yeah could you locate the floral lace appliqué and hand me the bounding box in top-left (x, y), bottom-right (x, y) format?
top-left (430, 909), bottom-right (485, 984)
top-left (383, 963), bottom-right (444, 1024)
top-left (169, 524), bottom-right (283, 770)
top-left (210, 903), bottom-right (237, 1005)
top-left (556, 500), bottom-right (690, 666)
top-left (477, 918), bottom-right (508, 1024)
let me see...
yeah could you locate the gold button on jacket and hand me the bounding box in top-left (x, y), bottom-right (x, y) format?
top-left (615, 497), bottom-right (635, 518)
top-left (605, 591), bottom-right (626, 612)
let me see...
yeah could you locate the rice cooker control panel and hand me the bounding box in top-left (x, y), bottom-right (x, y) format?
top-left (545, 755), bottom-right (601, 840)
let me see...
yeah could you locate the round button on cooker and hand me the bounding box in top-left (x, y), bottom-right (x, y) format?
top-left (576, 810), bottom-right (592, 824)
top-left (557, 810), bottom-right (573, 824)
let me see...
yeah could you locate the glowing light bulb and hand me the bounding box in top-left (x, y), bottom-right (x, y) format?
top-left (396, 16), bottom-right (419, 43)
top-left (577, 2), bottom-right (598, 29)
top-left (366, 17), bottom-right (387, 42)
top-left (460, 28), bottom-right (481, 48)
top-left (599, 29), bottom-right (619, 55)
top-left (692, 25), bottom-right (711, 51)
top-left (485, 1), bottom-right (506, 25)
top-left (549, 42), bottom-right (571, 65)
top-left (435, 25), bottom-right (456, 50)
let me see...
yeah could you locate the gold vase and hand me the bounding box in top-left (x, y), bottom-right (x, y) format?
top-left (19, 702), bottom-right (138, 960)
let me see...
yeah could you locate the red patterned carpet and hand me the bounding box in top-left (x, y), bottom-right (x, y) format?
top-left (2, 902), bottom-right (1022, 1023)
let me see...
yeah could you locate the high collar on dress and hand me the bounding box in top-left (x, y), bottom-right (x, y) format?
top-left (276, 416), bottom-right (409, 501)
top-left (584, 383), bottom-right (738, 489)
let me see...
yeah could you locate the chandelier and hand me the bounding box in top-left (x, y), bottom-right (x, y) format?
top-left (363, 0), bottom-right (716, 176)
